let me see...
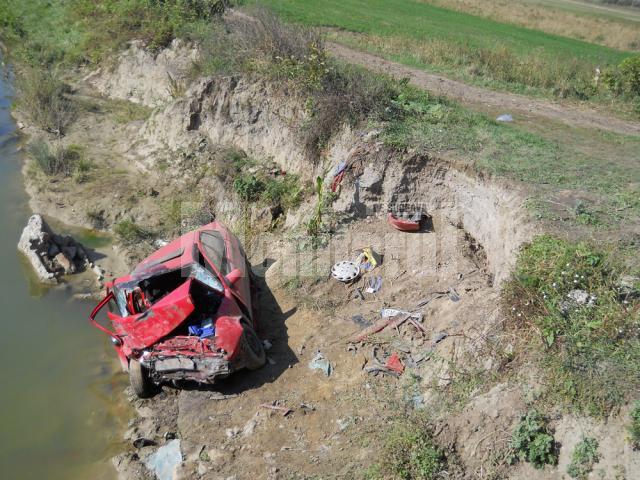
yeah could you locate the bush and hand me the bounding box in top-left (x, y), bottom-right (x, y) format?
top-left (567, 437), bottom-right (599, 479)
top-left (114, 219), bottom-right (151, 244)
top-left (28, 140), bottom-right (82, 176)
top-left (504, 236), bottom-right (640, 415)
top-left (509, 409), bottom-right (557, 469)
top-left (373, 424), bottom-right (447, 479)
top-left (628, 401), bottom-right (640, 449)
top-left (619, 56), bottom-right (640, 96)
top-left (17, 69), bottom-right (75, 134)
top-left (233, 175), bottom-right (266, 202)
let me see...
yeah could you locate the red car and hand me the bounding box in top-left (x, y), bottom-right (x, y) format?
top-left (90, 221), bottom-right (265, 397)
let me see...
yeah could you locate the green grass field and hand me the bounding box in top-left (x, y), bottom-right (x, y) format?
top-left (256, 0), bottom-right (630, 65)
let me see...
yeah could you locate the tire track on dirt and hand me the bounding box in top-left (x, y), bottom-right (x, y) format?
top-left (327, 41), bottom-right (640, 137)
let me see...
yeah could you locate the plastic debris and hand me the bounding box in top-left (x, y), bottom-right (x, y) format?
top-left (260, 403), bottom-right (293, 416)
top-left (144, 439), bottom-right (182, 480)
top-left (355, 247), bottom-right (381, 272)
top-left (496, 114), bottom-right (513, 122)
top-left (308, 352), bottom-right (332, 376)
top-left (331, 261), bottom-right (360, 282)
top-left (385, 353), bottom-right (405, 375)
top-left (351, 314), bottom-right (372, 328)
top-left (354, 288), bottom-right (365, 300)
top-left (333, 160), bottom-right (347, 176)
top-left (381, 308), bottom-right (423, 322)
top-left (365, 276), bottom-right (383, 293)
top-left (447, 287), bottom-right (460, 302)
top-left (433, 332), bottom-right (448, 344)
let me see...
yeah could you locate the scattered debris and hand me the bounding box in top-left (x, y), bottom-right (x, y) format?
top-left (448, 287), bottom-right (461, 302)
top-left (225, 427), bottom-right (241, 439)
top-left (209, 392), bottom-right (238, 401)
top-left (299, 403), bottom-right (315, 413)
top-left (365, 276), bottom-right (383, 293)
top-left (351, 314), bottom-right (372, 328)
top-left (262, 339), bottom-right (273, 350)
top-left (259, 403), bottom-right (293, 417)
top-left (496, 114), bottom-right (513, 122)
top-left (331, 261), bottom-right (360, 282)
top-left (433, 332), bottom-right (448, 344)
top-left (355, 246), bottom-right (381, 272)
top-left (144, 439), bottom-right (182, 480)
top-left (567, 289), bottom-right (596, 306)
top-left (385, 352), bottom-right (405, 375)
top-left (308, 352), bottom-right (332, 377)
top-left (354, 288), bottom-right (365, 300)
top-left (618, 275), bottom-right (639, 300)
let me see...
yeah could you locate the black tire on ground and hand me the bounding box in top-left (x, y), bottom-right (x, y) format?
top-left (129, 358), bottom-right (155, 398)
top-left (241, 322), bottom-right (266, 370)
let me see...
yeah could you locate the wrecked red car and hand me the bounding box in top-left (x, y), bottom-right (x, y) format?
top-left (90, 221), bottom-right (265, 397)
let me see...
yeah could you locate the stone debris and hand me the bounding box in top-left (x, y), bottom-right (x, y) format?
top-left (17, 214), bottom-right (89, 283)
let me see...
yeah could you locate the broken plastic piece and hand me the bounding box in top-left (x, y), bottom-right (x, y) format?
top-left (385, 353), bottom-right (404, 375)
top-left (447, 287), bottom-right (460, 302)
top-left (308, 352), bottom-right (332, 376)
top-left (387, 212), bottom-right (420, 232)
top-left (496, 114), bottom-right (513, 122)
top-left (259, 403), bottom-right (293, 416)
top-left (365, 276), bottom-right (383, 293)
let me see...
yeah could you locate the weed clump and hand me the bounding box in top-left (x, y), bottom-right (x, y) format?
top-left (627, 401), bottom-right (640, 449)
top-left (28, 140), bottom-right (83, 177)
top-left (370, 424), bottom-right (448, 479)
top-left (17, 69), bottom-right (76, 134)
top-left (509, 409), bottom-right (557, 469)
top-left (567, 437), bottom-right (599, 479)
top-left (504, 235), bottom-right (640, 416)
top-left (114, 219), bottom-right (151, 245)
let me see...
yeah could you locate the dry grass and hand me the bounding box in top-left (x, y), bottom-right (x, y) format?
top-left (421, 0), bottom-right (640, 51)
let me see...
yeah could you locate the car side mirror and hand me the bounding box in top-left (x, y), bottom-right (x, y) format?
top-left (225, 268), bottom-right (243, 286)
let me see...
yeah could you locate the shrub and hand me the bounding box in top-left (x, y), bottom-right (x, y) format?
top-left (628, 401), bottom-right (640, 449)
top-left (504, 235), bottom-right (640, 415)
top-left (17, 69), bottom-right (76, 134)
top-left (567, 437), bottom-right (599, 479)
top-left (114, 219), bottom-right (151, 244)
top-left (373, 424), bottom-right (447, 479)
top-left (509, 409), bottom-right (557, 469)
top-left (28, 140), bottom-right (82, 176)
top-left (233, 175), bottom-right (266, 202)
top-left (619, 56), bottom-right (640, 96)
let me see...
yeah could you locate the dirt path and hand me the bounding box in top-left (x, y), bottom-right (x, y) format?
top-left (327, 42), bottom-right (640, 136)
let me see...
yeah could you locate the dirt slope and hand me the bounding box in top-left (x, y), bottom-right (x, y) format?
top-left (327, 42), bottom-right (640, 137)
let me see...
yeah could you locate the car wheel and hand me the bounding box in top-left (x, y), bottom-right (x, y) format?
top-left (129, 358), bottom-right (154, 398)
top-left (241, 322), bottom-right (266, 370)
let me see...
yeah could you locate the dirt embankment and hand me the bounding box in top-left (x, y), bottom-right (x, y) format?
top-left (17, 40), bottom-right (640, 479)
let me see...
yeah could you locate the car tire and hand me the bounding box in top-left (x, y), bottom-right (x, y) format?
top-left (241, 322), bottom-right (266, 370)
top-left (129, 358), bottom-right (154, 398)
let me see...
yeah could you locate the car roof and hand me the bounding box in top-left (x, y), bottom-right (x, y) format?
top-left (113, 221), bottom-right (226, 285)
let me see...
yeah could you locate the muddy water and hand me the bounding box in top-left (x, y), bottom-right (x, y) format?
top-left (0, 69), bottom-right (129, 479)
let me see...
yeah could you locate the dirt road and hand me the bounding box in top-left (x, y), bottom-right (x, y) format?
top-left (327, 42), bottom-right (640, 137)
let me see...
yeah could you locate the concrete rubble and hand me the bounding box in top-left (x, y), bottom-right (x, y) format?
top-left (17, 214), bottom-right (89, 283)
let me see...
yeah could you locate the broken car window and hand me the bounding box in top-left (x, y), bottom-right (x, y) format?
top-left (199, 231), bottom-right (229, 274)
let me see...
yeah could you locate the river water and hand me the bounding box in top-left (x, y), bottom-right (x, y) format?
top-left (0, 68), bottom-right (128, 479)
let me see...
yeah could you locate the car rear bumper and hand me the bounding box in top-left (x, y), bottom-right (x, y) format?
top-left (144, 355), bottom-right (231, 384)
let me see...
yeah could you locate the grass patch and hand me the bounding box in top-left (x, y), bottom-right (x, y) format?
top-left (509, 409), bottom-right (558, 469)
top-left (16, 68), bottom-right (76, 134)
top-left (567, 437), bottom-right (599, 479)
top-left (366, 421), bottom-right (452, 479)
top-left (28, 140), bottom-right (83, 177)
top-left (504, 235), bottom-right (640, 416)
top-left (627, 401), bottom-right (640, 449)
top-left (255, 0), bottom-right (638, 106)
top-left (114, 218), bottom-right (152, 244)
top-left (0, 0), bottom-right (228, 67)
